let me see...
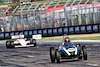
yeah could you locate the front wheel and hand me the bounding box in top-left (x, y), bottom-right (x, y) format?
top-left (31, 39), bottom-right (36, 47)
top-left (50, 47), bottom-right (55, 63)
top-left (82, 45), bottom-right (87, 60)
top-left (55, 49), bottom-right (60, 63)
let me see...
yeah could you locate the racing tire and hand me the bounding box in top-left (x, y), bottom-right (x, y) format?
top-left (82, 45), bottom-right (87, 60)
top-left (50, 47), bottom-right (55, 63)
top-left (31, 39), bottom-right (36, 47)
top-left (6, 41), bottom-right (11, 48)
top-left (55, 49), bottom-right (60, 63)
top-left (6, 41), bottom-right (14, 48)
top-left (10, 41), bottom-right (14, 48)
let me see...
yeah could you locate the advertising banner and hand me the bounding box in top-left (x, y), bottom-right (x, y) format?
top-left (0, 23), bottom-right (100, 40)
top-left (58, 27), bottom-right (63, 35)
top-left (43, 29), bottom-right (47, 36)
top-left (53, 28), bottom-right (58, 35)
top-left (48, 29), bottom-right (53, 35)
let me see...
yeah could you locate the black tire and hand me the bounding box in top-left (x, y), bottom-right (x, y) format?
top-left (31, 39), bottom-right (36, 46)
top-left (10, 41), bottom-right (14, 48)
top-left (6, 41), bottom-right (10, 48)
top-left (82, 45), bottom-right (87, 60)
top-left (6, 41), bottom-right (14, 48)
top-left (50, 47), bottom-right (55, 63)
top-left (55, 49), bottom-right (60, 63)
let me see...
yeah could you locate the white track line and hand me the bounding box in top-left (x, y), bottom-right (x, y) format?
top-left (71, 40), bottom-right (100, 43)
top-left (87, 63), bottom-right (99, 66)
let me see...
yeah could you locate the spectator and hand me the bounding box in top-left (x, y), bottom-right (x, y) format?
top-left (1, 25), bottom-right (4, 32)
top-left (43, 22), bottom-right (46, 28)
top-left (17, 24), bottom-right (21, 31)
top-left (12, 25), bottom-right (15, 31)
top-left (26, 25), bottom-right (29, 30)
top-left (6, 20), bottom-right (10, 32)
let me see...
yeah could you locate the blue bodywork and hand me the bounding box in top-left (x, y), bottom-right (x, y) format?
top-left (59, 43), bottom-right (81, 59)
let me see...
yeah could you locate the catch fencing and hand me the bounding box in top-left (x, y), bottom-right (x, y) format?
top-left (0, 0), bottom-right (100, 32)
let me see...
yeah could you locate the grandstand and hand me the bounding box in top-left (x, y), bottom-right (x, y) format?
top-left (0, 0), bottom-right (20, 17)
top-left (0, 0), bottom-right (11, 17)
top-left (0, 0), bottom-right (98, 17)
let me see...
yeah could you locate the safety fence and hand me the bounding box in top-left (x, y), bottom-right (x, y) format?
top-left (0, 0), bottom-right (100, 32)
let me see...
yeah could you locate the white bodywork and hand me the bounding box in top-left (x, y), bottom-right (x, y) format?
top-left (12, 35), bottom-right (24, 39)
top-left (14, 39), bottom-right (30, 47)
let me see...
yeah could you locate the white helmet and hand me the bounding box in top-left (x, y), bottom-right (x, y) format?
top-left (65, 37), bottom-right (70, 43)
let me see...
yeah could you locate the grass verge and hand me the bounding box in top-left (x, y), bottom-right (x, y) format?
top-left (37, 36), bottom-right (100, 41)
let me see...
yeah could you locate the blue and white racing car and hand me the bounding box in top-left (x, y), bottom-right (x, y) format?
top-left (50, 34), bottom-right (87, 63)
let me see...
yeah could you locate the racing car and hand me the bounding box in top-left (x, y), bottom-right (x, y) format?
top-left (6, 34), bottom-right (42, 48)
top-left (50, 34), bottom-right (87, 63)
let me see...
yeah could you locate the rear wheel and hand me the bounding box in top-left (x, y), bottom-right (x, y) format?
top-left (6, 41), bottom-right (10, 48)
top-left (50, 47), bottom-right (55, 63)
top-left (10, 41), bottom-right (14, 48)
top-left (31, 39), bottom-right (36, 46)
top-left (55, 49), bottom-right (60, 63)
top-left (6, 41), bottom-right (14, 48)
top-left (82, 45), bottom-right (87, 60)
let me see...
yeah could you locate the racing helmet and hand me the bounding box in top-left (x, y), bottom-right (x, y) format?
top-left (65, 37), bottom-right (70, 43)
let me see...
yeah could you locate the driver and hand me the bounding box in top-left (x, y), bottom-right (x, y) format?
top-left (64, 36), bottom-right (71, 46)
top-left (65, 37), bottom-right (70, 43)
top-left (19, 34), bottom-right (23, 39)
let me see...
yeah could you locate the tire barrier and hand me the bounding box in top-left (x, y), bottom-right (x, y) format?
top-left (0, 23), bottom-right (100, 40)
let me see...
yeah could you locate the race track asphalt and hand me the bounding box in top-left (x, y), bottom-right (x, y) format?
top-left (0, 41), bottom-right (100, 67)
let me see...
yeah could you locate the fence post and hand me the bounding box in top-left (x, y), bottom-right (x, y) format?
top-left (12, 6), bottom-right (19, 31)
top-left (64, 0), bottom-right (71, 26)
top-left (32, 3), bottom-right (40, 29)
top-left (27, 3), bottom-right (33, 29)
top-left (4, 7), bottom-right (10, 32)
top-left (70, 0), bottom-right (76, 26)
top-left (77, 0), bottom-right (82, 25)
top-left (20, 5), bottom-right (26, 30)
top-left (53, 0), bottom-right (61, 27)
top-left (97, 6), bottom-right (99, 22)
top-left (92, 0), bottom-right (96, 24)
top-left (85, 0), bottom-right (89, 24)
top-left (45, 1), bottom-right (53, 28)
top-left (59, 11), bottom-right (62, 27)
top-left (40, 2), bottom-right (47, 28)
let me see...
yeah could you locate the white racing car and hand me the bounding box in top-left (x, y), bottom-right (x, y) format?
top-left (6, 34), bottom-right (42, 48)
